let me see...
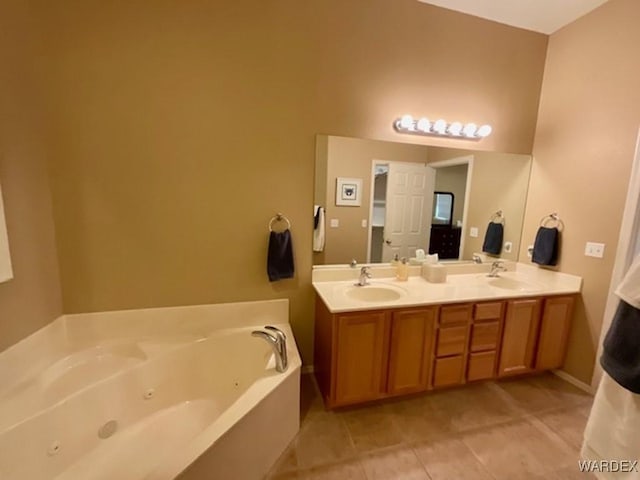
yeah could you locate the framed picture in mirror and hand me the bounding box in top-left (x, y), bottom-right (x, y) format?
top-left (335, 177), bottom-right (362, 206)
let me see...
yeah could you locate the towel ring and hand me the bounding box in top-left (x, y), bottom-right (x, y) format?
top-left (539, 213), bottom-right (564, 231)
top-left (490, 210), bottom-right (504, 224)
top-left (269, 213), bottom-right (291, 232)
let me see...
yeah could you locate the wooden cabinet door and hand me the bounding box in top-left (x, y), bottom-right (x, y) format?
top-left (468, 351), bottom-right (497, 381)
top-left (387, 308), bottom-right (436, 396)
top-left (433, 355), bottom-right (465, 387)
top-left (498, 299), bottom-right (542, 377)
top-left (334, 311), bottom-right (388, 406)
top-left (535, 296), bottom-right (574, 370)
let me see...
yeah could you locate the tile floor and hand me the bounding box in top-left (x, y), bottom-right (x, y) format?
top-left (267, 373), bottom-right (596, 480)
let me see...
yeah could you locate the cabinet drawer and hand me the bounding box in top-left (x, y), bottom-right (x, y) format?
top-left (433, 356), bottom-right (464, 388)
top-left (436, 325), bottom-right (468, 357)
top-left (470, 321), bottom-right (500, 352)
top-left (440, 304), bottom-right (472, 326)
top-left (467, 351), bottom-right (496, 381)
top-left (474, 302), bottom-right (503, 321)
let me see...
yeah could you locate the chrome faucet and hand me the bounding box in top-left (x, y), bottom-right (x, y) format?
top-left (487, 260), bottom-right (506, 277)
top-left (472, 254), bottom-right (483, 264)
top-left (355, 266), bottom-right (372, 286)
top-left (251, 325), bottom-right (288, 372)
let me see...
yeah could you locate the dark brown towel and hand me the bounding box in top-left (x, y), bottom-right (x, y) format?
top-left (482, 222), bottom-right (503, 255)
top-left (267, 230), bottom-right (295, 282)
top-left (532, 226), bottom-right (559, 266)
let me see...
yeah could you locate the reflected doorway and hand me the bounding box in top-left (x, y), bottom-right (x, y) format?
top-left (367, 160), bottom-right (436, 263)
top-left (367, 157), bottom-right (472, 263)
top-left (429, 163), bottom-right (469, 259)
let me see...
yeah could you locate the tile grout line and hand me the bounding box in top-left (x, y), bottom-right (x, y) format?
top-left (407, 442), bottom-right (436, 480)
top-left (455, 429), bottom-right (505, 480)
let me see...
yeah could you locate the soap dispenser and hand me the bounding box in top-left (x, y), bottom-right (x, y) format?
top-left (396, 257), bottom-right (409, 281)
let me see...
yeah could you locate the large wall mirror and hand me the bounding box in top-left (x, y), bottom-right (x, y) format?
top-left (313, 135), bottom-right (532, 265)
top-left (0, 183), bottom-right (13, 282)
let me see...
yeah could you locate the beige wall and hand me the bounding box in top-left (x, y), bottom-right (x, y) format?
top-left (320, 135), bottom-right (430, 264)
top-left (522, 0), bottom-right (640, 384)
top-left (32, 0), bottom-right (547, 363)
top-left (0, 1), bottom-right (63, 352)
top-left (428, 148), bottom-right (532, 262)
top-left (434, 164), bottom-right (467, 226)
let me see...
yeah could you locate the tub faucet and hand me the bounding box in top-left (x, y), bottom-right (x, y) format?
top-left (355, 266), bottom-right (372, 286)
top-left (251, 326), bottom-right (288, 373)
top-left (488, 260), bottom-right (506, 277)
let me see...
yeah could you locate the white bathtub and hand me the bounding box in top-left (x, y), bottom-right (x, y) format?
top-left (0, 299), bottom-right (301, 479)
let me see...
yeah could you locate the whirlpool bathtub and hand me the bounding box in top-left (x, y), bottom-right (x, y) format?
top-left (0, 299), bottom-right (301, 479)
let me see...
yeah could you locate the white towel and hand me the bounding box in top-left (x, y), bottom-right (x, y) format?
top-left (313, 205), bottom-right (325, 252)
top-left (616, 254), bottom-right (640, 309)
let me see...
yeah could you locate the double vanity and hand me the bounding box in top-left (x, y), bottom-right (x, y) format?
top-left (312, 262), bottom-right (582, 408)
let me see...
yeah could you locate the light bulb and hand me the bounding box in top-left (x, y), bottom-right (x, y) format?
top-left (477, 124), bottom-right (492, 138)
top-left (416, 117), bottom-right (431, 133)
top-left (433, 119), bottom-right (447, 134)
top-left (399, 115), bottom-right (414, 130)
top-left (463, 123), bottom-right (477, 137)
top-left (447, 122), bottom-right (463, 136)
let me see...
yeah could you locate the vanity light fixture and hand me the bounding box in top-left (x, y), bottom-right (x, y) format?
top-left (394, 114), bottom-right (492, 140)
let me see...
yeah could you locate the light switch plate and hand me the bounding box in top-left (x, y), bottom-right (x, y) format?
top-left (361, 219), bottom-right (367, 228)
top-left (330, 218), bottom-right (339, 228)
top-left (470, 227), bottom-right (479, 238)
top-left (585, 242), bottom-right (605, 258)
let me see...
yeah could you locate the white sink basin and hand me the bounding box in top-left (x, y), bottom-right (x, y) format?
top-left (345, 284), bottom-right (406, 302)
top-left (488, 276), bottom-right (542, 292)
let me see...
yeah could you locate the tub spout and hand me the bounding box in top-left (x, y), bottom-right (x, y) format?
top-left (265, 326), bottom-right (288, 372)
top-left (251, 327), bottom-right (288, 373)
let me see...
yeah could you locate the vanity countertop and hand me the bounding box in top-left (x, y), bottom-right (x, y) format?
top-left (312, 262), bottom-right (582, 313)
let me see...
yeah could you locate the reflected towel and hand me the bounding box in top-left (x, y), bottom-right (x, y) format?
top-left (482, 222), bottom-right (503, 255)
top-left (532, 226), bottom-right (558, 266)
top-left (267, 229), bottom-right (295, 282)
top-left (313, 205), bottom-right (325, 252)
top-left (601, 300), bottom-right (640, 394)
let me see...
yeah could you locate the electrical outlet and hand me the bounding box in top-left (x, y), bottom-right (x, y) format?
top-left (503, 241), bottom-right (513, 253)
top-left (330, 218), bottom-right (339, 228)
top-left (585, 242), bottom-right (605, 258)
top-left (470, 227), bottom-right (479, 238)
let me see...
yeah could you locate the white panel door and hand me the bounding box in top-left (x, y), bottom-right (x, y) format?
top-left (381, 162), bottom-right (435, 262)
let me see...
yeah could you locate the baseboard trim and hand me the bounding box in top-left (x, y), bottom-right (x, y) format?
top-left (302, 365), bottom-right (592, 391)
top-left (552, 369), bottom-right (596, 395)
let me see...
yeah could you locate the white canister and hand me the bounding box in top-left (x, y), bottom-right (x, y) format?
top-left (422, 264), bottom-right (447, 283)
